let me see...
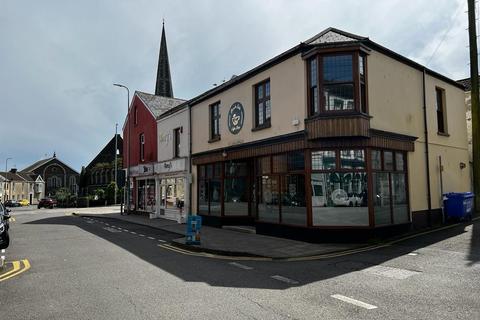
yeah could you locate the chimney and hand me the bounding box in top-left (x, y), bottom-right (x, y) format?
top-left (10, 168), bottom-right (17, 174)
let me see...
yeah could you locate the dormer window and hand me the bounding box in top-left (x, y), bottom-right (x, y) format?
top-left (307, 51), bottom-right (368, 116)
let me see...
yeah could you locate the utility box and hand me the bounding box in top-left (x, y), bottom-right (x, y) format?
top-left (186, 215), bottom-right (202, 245)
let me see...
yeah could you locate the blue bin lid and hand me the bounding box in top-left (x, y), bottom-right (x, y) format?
top-left (444, 192), bottom-right (474, 198)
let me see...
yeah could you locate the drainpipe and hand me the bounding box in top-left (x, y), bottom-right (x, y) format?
top-left (422, 68), bottom-right (432, 227)
top-left (188, 104), bottom-right (192, 217)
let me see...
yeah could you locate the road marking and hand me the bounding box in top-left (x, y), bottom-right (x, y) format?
top-left (331, 294), bottom-right (378, 310)
top-left (229, 262), bottom-right (253, 270)
top-left (363, 265), bottom-right (420, 280)
top-left (407, 252), bottom-right (419, 256)
top-left (271, 275), bottom-right (299, 285)
top-left (139, 234), bottom-right (145, 237)
top-left (130, 231), bottom-right (137, 234)
top-left (85, 220), bottom-right (94, 224)
top-left (147, 236), bottom-right (155, 240)
top-left (9, 217), bottom-right (16, 222)
top-left (0, 259), bottom-right (31, 282)
top-left (157, 239), bottom-right (166, 243)
top-left (103, 227), bottom-right (121, 233)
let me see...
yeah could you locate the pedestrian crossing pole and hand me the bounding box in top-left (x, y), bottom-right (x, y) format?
top-left (468, 0), bottom-right (480, 212)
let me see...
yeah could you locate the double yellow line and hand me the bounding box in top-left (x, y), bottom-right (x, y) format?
top-left (0, 259), bottom-right (30, 282)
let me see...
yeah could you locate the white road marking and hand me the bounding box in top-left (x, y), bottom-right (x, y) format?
top-left (331, 294), bottom-right (377, 310)
top-left (157, 239), bottom-right (166, 243)
top-left (229, 262), bottom-right (253, 270)
top-left (271, 275), bottom-right (299, 285)
top-left (147, 236), bottom-right (155, 240)
top-left (363, 265), bottom-right (420, 280)
top-left (130, 231), bottom-right (137, 234)
top-left (407, 252), bottom-right (419, 256)
top-left (103, 227), bottom-right (121, 233)
top-left (139, 234), bottom-right (145, 237)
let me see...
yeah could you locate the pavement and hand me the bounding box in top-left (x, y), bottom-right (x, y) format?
top-left (71, 206), bottom-right (362, 259)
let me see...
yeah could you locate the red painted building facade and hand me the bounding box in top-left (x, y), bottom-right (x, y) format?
top-left (123, 91), bottom-right (184, 212)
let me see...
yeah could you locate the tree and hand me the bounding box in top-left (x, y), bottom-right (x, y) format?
top-left (105, 181), bottom-right (117, 205)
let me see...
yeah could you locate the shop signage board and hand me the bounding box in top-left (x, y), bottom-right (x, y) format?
top-left (186, 215), bottom-right (202, 245)
top-left (228, 102), bottom-right (244, 134)
top-left (130, 164), bottom-right (154, 177)
top-left (155, 158), bottom-right (186, 174)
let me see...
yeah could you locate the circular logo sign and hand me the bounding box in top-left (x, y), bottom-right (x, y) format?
top-left (228, 102), bottom-right (244, 134)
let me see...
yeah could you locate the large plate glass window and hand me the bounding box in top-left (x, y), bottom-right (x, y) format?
top-left (311, 149), bottom-right (368, 226)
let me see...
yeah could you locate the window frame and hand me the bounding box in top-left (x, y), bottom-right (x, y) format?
top-left (253, 79), bottom-right (271, 130)
top-left (435, 87), bottom-right (448, 135)
top-left (307, 50), bottom-right (368, 117)
top-left (134, 106), bottom-right (138, 125)
top-left (370, 149), bottom-right (409, 226)
top-left (209, 101), bottom-right (221, 142)
top-left (139, 133), bottom-right (145, 162)
top-left (173, 127), bottom-right (181, 158)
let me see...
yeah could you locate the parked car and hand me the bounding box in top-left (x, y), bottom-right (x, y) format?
top-left (4, 200), bottom-right (20, 207)
top-left (18, 199), bottom-right (30, 206)
top-left (37, 198), bottom-right (57, 209)
top-left (0, 203), bottom-right (11, 250)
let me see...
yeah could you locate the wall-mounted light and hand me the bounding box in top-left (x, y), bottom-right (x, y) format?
top-left (222, 151), bottom-right (227, 158)
top-left (460, 162), bottom-right (466, 169)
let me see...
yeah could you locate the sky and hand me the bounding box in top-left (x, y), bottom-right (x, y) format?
top-left (0, 0), bottom-right (471, 172)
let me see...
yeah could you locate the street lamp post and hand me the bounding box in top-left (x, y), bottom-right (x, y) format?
top-left (4, 158), bottom-right (12, 202)
top-left (114, 123), bottom-right (118, 206)
top-left (113, 83), bottom-right (130, 215)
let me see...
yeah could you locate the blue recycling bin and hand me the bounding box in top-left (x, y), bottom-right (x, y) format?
top-left (443, 192), bottom-right (474, 221)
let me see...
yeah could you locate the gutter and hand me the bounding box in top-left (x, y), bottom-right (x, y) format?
top-left (422, 68), bottom-right (433, 226)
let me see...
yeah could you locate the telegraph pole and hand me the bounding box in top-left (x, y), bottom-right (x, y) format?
top-left (468, 0), bottom-right (480, 211)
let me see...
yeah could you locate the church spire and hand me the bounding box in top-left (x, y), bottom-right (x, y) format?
top-left (155, 20), bottom-right (173, 97)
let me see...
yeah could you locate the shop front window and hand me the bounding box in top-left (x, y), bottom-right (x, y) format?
top-left (281, 174), bottom-right (307, 226)
top-left (311, 172), bottom-right (368, 226)
top-left (311, 149), bottom-right (368, 226)
top-left (197, 163), bottom-right (222, 216)
top-left (160, 178), bottom-right (185, 211)
top-left (138, 180), bottom-right (146, 211)
top-left (373, 172), bottom-right (391, 225)
top-left (256, 152), bottom-right (306, 226)
top-left (258, 175), bottom-right (280, 223)
top-left (224, 161), bottom-right (249, 216)
top-left (372, 150), bottom-right (409, 225)
top-left (137, 179), bottom-right (156, 212)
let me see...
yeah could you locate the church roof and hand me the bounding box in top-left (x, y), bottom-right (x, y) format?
top-left (155, 22), bottom-right (173, 97)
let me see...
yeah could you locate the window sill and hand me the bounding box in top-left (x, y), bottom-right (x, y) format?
top-left (306, 111), bottom-right (371, 121)
top-left (208, 136), bottom-right (221, 143)
top-left (252, 122), bottom-right (271, 132)
top-left (437, 132), bottom-right (450, 137)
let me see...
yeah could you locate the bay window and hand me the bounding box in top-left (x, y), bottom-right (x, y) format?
top-left (307, 51), bottom-right (368, 116)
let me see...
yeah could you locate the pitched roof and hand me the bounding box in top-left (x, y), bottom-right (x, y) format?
top-left (21, 157), bottom-right (53, 173)
top-left (0, 171), bottom-right (31, 182)
top-left (457, 78), bottom-right (471, 91)
top-left (85, 134), bottom-right (123, 170)
top-left (21, 156), bottom-right (80, 175)
top-left (305, 27), bottom-right (367, 45)
top-left (136, 91), bottom-right (185, 118)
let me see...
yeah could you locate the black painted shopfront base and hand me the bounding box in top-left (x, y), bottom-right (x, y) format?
top-left (411, 209), bottom-right (444, 229)
top-left (200, 215), bottom-right (255, 228)
top-left (255, 222), bottom-right (412, 243)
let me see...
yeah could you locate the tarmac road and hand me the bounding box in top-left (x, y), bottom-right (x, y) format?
top-left (1, 207), bottom-right (479, 319)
